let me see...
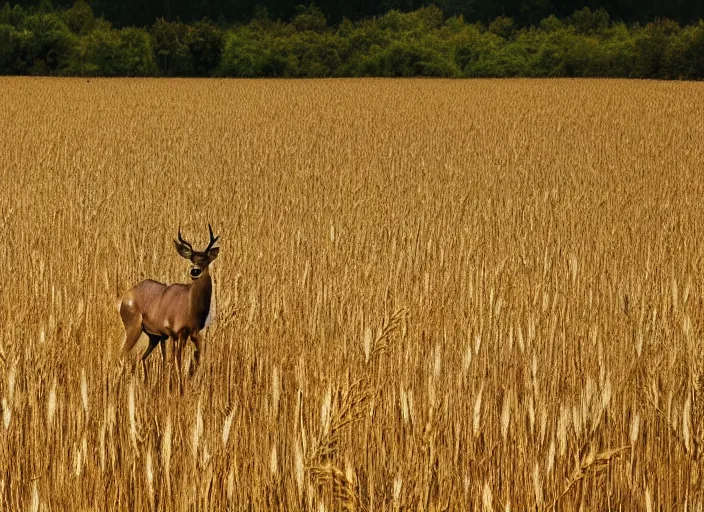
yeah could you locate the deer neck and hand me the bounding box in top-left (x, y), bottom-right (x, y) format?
top-left (190, 269), bottom-right (212, 329)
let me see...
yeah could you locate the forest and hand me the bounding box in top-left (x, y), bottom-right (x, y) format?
top-left (1, 0), bottom-right (703, 78)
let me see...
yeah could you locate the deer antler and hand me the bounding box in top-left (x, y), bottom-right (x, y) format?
top-left (176, 224), bottom-right (195, 252)
top-left (205, 223), bottom-right (220, 252)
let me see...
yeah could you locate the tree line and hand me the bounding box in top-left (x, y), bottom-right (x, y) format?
top-left (1, 1), bottom-right (703, 78)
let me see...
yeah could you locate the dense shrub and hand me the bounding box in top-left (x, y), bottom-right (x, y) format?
top-left (661, 20), bottom-right (704, 79)
top-left (465, 39), bottom-right (530, 77)
top-left (293, 32), bottom-right (345, 76)
top-left (579, 23), bottom-right (636, 76)
top-left (488, 16), bottom-right (514, 39)
top-left (632, 19), bottom-right (680, 78)
top-left (21, 12), bottom-right (77, 74)
top-left (378, 38), bottom-right (458, 77)
top-left (445, 23), bottom-right (499, 73)
top-left (151, 18), bottom-right (224, 76)
top-left (529, 28), bottom-right (574, 76)
top-left (0, 24), bottom-right (29, 74)
top-left (220, 27), bottom-right (286, 76)
top-left (188, 19), bottom-right (224, 76)
top-left (80, 26), bottom-right (157, 76)
top-left (151, 18), bottom-right (192, 76)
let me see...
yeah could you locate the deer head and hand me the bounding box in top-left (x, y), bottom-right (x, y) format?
top-left (174, 223), bottom-right (220, 279)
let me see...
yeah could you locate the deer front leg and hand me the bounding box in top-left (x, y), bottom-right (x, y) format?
top-left (158, 334), bottom-right (168, 383)
top-left (173, 332), bottom-right (188, 395)
top-left (190, 331), bottom-right (203, 377)
top-left (159, 335), bottom-right (167, 362)
top-left (174, 333), bottom-right (185, 372)
top-left (142, 333), bottom-right (162, 384)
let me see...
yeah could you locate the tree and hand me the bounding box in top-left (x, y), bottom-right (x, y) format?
top-left (62, 0), bottom-right (94, 33)
top-left (22, 12), bottom-right (78, 74)
top-left (151, 18), bottom-right (191, 75)
top-left (292, 4), bottom-right (327, 32)
top-left (569, 7), bottom-right (610, 35)
top-left (187, 19), bottom-right (224, 76)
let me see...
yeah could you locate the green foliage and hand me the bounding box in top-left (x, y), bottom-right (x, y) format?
top-left (378, 10), bottom-right (414, 32)
top-left (118, 27), bottom-right (157, 76)
top-left (445, 23), bottom-right (501, 73)
top-left (188, 19), bottom-right (224, 76)
top-left (442, 15), bottom-right (467, 34)
top-left (292, 4), bottom-right (327, 32)
top-left (292, 31), bottom-right (345, 76)
top-left (589, 23), bottom-right (635, 76)
top-left (379, 7), bottom-right (444, 33)
top-left (37, 0), bottom-right (52, 14)
top-left (0, 4), bottom-right (702, 79)
top-left (539, 14), bottom-right (563, 33)
top-left (79, 26), bottom-right (157, 76)
top-left (0, 2), bottom-right (27, 27)
top-left (62, 0), bottom-right (95, 34)
top-left (661, 20), bottom-right (704, 79)
top-left (21, 12), bottom-right (77, 74)
top-left (378, 37), bottom-right (459, 77)
top-left (632, 19), bottom-right (680, 78)
top-left (488, 16), bottom-right (514, 39)
top-left (150, 18), bottom-right (224, 76)
top-left (336, 18), bottom-right (390, 75)
top-left (569, 7), bottom-right (610, 35)
top-left (529, 27), bottom-right (574, 76)
top-left (340, 18), bottom-right (391, 54)
top-left (220, 27), bottom-right (282, 76)
top-left (0, 24), bottom-right (31, 74)
top-left (151, 18), bottom-right (192, 75)
top-left (412, 5), bottom-right (444, 31)
top-left (464, 37), bottom-right (529, 77)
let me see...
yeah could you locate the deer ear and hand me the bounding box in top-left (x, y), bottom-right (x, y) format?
top-left (207, 246), bottom-right (220, 262)
top-left (174, 240), bottom-right (193, 260)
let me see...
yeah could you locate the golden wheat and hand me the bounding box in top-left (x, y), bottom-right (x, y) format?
top-left (0, 77), bottom-right (703, 510)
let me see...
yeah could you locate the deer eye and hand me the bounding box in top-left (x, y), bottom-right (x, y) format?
top-left (190, 268), bottom-right (202, 278)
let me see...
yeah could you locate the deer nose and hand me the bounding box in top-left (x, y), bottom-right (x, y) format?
top-left (190, 267), bottom-right (202, 278)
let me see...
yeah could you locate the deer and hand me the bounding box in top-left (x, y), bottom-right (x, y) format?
top-left (120, 224), bottom-right (220, 381)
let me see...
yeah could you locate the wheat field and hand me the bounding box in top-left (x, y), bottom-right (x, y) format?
top-left (0, 77), bottom-right (703, 511)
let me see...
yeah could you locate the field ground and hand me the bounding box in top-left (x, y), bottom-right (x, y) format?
top-left (0, 77), bottom-right (703, 510)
